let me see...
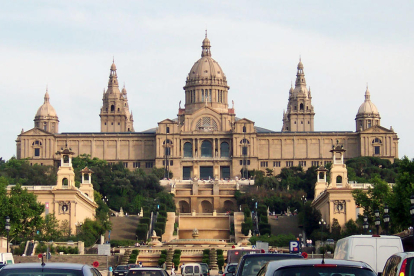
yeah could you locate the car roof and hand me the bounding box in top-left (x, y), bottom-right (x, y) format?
top-left (266, 258), bottom-right (374, 271)
top-left (388, 252), bottom-right (414, 258)
top-left (228, 263), bottom-right (239, 265)
top-left (241, 253), bottom-right (303, 259)
top-left (129, 268), bottom-right (165, 271)
top-left (184, 263), bottom-right (202, 266)
top-left (2, 263), bottom-right (87, 270)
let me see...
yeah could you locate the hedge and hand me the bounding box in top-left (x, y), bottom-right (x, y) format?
top-left (140, 217), bottom-right (150, 226)
top-left (155, 222), bottom-right (166, 234)
top-left (110, 240), bottom-right (136, 247)
top-left (154, 227), bottom-right (163, 237)
top-left (136, 224), bottom-right (149, 241)
top-left (157, 217), bottom-right (166, 224)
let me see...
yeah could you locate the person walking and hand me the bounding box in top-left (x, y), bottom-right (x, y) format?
top-left (171, 264), bottom-right (176, 275)
top-left (180, 264), bottom-right (185, 274)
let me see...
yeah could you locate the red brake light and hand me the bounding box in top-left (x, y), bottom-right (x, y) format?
top-left (313, 264), bottom-right (337, 267)
top-left (235, 252), bottom-right (239, 255)
top-left (399, 259), bottom-right (408, 276)
top-left (261, 249), bottom-right (265, 253)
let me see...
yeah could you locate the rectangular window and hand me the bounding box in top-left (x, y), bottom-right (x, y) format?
top-left (286, 161), bottom-right (293, 167)
top-left (324, 161), bottom-right (331, 166)
top-left (166, 126), bottom-right (170, 134)
top-left (299, 161), bottom-right (306, 167)
top-left (242, 146), bottom-right (248, 156)
top-left (133, 162), bottom-right (140, 168)
top-left (375, 146), bottom-right (380, 155)
top-left (273, 161), bottom-right (281, 167)
top-left (165, 147), bottom-right (171, 156)
top-left (123, 162), bottom-right (128, 168)
top-left (260, 161), bottom-right (268, 167)
top-left (145, 162), bottom-right (153, 168)
top-left (34, 148), bottom-right (40, 157)
top-left (170, 160), bottom-right (173, 166)
top-left (312, 161), bottom-right (319, 167)
top-left (240, 160), bottom-right (242, 165)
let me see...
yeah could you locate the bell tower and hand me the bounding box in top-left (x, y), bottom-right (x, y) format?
top-left (56, 146), bottom-right (75, 189)
top-left (329, 143), bottom-right (348, 188)
top-left (100, 60), bottom-right (134, 132)
top-left (282, 59), bottom-right (315, 132)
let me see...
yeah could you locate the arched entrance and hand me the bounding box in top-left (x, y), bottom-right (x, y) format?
top-left (179, 201), bottom-right (190, 213)
top-left (200, 200), bottom-right (213, 213)
top-left (223, 200), bottom-right (236, 212)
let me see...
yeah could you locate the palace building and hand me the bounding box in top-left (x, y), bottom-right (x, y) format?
top-left (16, 34), bottom-right (399, 180)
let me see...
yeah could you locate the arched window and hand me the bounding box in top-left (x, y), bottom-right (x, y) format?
top-left (63, 155), bottom-right (69, 163)
top-left (336, 176), bottom-right (342, 184)
top-left (184, 142), bottom-right (193, 157)
top-left (201, 140), bottom-right (212, 157)
top-left (300, 103), bottom-right (304, 110)
top-left (220, 142), bottom-right (230, 158)
top-left (243, 126), bottom-right (246, 133)
top-left (240, 139), bottom-right (250, 144)
top-left (372, 138), bottom-right (382, 144)
top-left (62, 178), bottom-right (68, 186)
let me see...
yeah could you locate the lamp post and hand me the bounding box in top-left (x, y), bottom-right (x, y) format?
top-left (410, 195), bottom-right (414, 248)
top-left (103, 196), bottom-right (108, 204)
top-left (301, 195), bottom-right (307, 205)
top-left (374, 209), bottom-right (380, 235)
top-left (383, 205), bottom-right (390, 235)
top-left (5, 216), bottom-right (10, 253)
top-left (363, 216), bottom-right (369, 234)
top-left (319, 219), bottom-right (326, 247)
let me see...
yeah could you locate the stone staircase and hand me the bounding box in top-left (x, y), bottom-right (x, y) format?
top-left (14, 255), bottom-right (117, 272)
top-left (120, 249), bottom-right (132, 265)
top-left (269, 215), bottom-right (301, 236)
top-left (108, 216), bottom-right (140, 241)
top-left (233, 212), bottom-right (244, 243)
top-left (136, 253), bottom-right (160, 267)
top-left (162, 212), bottom-right (176, 242)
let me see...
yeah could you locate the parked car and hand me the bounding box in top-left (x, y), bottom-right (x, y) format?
top-left (334, 235), bottom-right (403, 275)
top-left (257, 259), bottom-right (376, 276)
top-left (231, 253), bottom-right (303, 276)
top-left (200, 263), bottom-right (209, 276)
top-left (223, 263), bottom-right (238, 276)
top-left (0, 262), bottom-right (102, 276)
top-left (182, 263), bottom-right (203, 276)
top-left (114, 265), bottom-right (130, 276)
top-left (127, 267), bottom-right (169, 276)
top-left (382, 252), bottom-right (414, 276)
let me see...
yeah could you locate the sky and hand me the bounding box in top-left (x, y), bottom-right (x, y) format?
top-left (1, 1), bottom-right (413, 160)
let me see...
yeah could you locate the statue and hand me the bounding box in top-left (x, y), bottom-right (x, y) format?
top-left (247, 230), bottom-right (252, 237)
top-left (193, 228), bottom-right (199, 235)
top-left (152, 230), bottom-right (157, 237)
top-left (179, 100), bottom-right (181, 109)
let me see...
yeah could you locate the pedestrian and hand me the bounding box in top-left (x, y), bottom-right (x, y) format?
top-left (171, 264), bottom-right (175, 275)
top-left (180, 263), bottom-right (185, 273)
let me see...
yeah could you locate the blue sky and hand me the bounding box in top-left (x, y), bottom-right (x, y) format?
top-left (1, 1), bottom-right (413, 160)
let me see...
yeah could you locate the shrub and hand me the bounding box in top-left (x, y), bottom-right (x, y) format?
top-left (260, 215), bottom-right (268, 224)
top-left (158, 258), bottom-right (166, 266)
top-left (217, 255), bottom-right (225, 271)
top-left (140, 218), bottom-right (150, 226)
top-left (155, 222), bottom-right (166, 234)
top-left (203, 249), bottom-right (210, 255)
top-left (136, 224), bottom-right (149, 241)
top-left (132, 249), bottom-right (139, 255)
top-left (159, 211), bottom-right (167, 218)
top-left (110, 240), bottom-right (136, 247)
top-left (202, 257), bottom-right (209, 264)
top-left (243, 207), bottom-right (251, 218)
top-left (216, 249), bottom-right (223, 256)
top-left (161, 250), bottom-right (167, 255)
top-left (157, 217), bottom-right (166, 223)
top-left (174, 249), bottom-right (181, 255)
top-left (154, 227), bottom-right (163, 237)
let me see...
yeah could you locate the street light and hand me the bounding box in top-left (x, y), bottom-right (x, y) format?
top-left (301, 195), bottom-right (307, 205)
top-left (374, 209), bottom-right (380, 235)
top-left (363, 216), bottom-right (369, 234)
top-left (319, 219), bottom-right (326, 246)
top-left (383, 205), bottom-right (390, 235)
top-left (5, 216), bottom-right (10, 253)
top-left (103, 196), bottom-right (108, 204)
top-left (410, 195), bottom-right (414, 248)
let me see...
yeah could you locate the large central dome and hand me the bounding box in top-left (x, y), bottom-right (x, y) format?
top-left (183, 34), bottom-right (230, 114)
top-left (187, 36), bottom-right (227, 83)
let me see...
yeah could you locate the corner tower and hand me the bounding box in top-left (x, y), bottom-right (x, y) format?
top-left (282, 59), bottom-right (315, 132)
top-left (355, 87), bottom-right (380, 132)
top-left (100, 61), bottom-right (134, 132)
top-left (34, 89), bottom-right (59, 133)
top-left (182, 33), bottom-right (230, 114)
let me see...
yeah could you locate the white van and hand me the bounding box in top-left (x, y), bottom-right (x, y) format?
top-left (182, 263), bottom-right (203, 276)
top-left (0, 253), bottom-right (14, 265)
top-left (334, 235), bottom-right (403, 275)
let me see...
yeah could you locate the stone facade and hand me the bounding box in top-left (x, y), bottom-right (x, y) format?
top-left (16, 34), bottom-right (399, 180)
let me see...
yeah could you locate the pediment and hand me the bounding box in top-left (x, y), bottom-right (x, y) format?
top-left (158, 118), bottom-right (177, 125)
top-left (235, 118), bottom-right (255, 124)
top-left (191, 106), bottom-right (221, 117)
top-left (19, 127), bottom-right (54, 136)
top-left (360, 125), bottom-right (393, 134)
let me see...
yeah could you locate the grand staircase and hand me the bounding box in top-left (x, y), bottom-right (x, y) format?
top-left (108, 215), bottom-right (140, 241)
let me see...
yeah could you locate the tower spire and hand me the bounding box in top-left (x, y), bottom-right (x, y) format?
top-left (201, 32), bottom-right (211, 57)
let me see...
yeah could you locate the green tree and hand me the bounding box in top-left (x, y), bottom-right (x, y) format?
top-left (39, 214), bottom-right (62, 241)
top-left (330, 218), bottom-right (341, 241)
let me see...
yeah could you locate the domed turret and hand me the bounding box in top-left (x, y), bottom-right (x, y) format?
top-left (355, 86), bottom-right (381, 131)
top-left (34, 89), bottom-right (59, 133)
top-left (183, 32), bottom-right (230, 114)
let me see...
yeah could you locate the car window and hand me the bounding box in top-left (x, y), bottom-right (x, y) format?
top-left (0, 268), bottom-right (84, 276)
top-left (185, 267), bottom-right (194, 274)
top-left (228, 266), bottom-right (237, 273)
top-left (383, 256), bottom-right (401, 276)
top-left (273, 266), bottom-right (376, 276)
top-left (195, 267), bottom-right (200, 273)
top-left (241, 256), bottom-right (301, 276)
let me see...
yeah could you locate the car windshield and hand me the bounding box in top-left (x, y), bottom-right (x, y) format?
top-left (117, 266), bottom-right (129, 271)
top-left (273, 266), bottom-right (376, 276)
top-left (201, 266), bottom-right (208, 273)
top-left (0, 268), bottom-right (83, 276)
top-left (127, 271), bottom-right (164, 276)
top-left (241, 256), bottom-right (301, 276)
top-left (227, 265), bottom-right (237, 273)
